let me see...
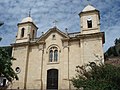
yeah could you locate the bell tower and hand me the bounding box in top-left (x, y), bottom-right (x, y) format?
top-left (16, 16), bottom-right (38, 43)
top-left (79, 4), bottom-right (100, 34)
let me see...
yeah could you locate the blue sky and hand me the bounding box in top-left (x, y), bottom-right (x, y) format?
top-left (0, 0), bottom-right (120, 52)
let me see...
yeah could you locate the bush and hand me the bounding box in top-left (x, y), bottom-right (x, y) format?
top-left (71, 63), bottom-right (120, 90)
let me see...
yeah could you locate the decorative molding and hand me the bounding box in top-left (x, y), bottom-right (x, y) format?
top-left (46, 44), bottom-right (61, 53)
top-left (82, 27), bottom-right (99, 31)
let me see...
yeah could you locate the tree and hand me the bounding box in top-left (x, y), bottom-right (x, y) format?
top-left (71, 63), bottom-right (120, 90)
top-left (0, 22), bottom-right (18, 82)
top-left (0, 27), bottom-right (18, 87)
top-left (0, 47), bottom-right (18, 82)
top-left (114, 38), bottom-right (120, 45)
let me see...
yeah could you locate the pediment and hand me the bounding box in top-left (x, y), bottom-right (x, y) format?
top-left (37, 26), bottom-right (69, 42)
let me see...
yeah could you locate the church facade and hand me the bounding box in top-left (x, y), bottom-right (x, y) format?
top-left (10, 5), bottom-right (105, 89)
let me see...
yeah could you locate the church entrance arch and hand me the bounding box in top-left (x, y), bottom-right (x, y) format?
top-left (47, 69), bottom-right (58, 90)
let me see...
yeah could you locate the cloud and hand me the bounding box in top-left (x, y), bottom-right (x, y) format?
top-left (103, 25), bottom-right (120, 51)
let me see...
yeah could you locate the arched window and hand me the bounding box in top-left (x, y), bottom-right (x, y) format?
top-left (87, 19), bottom-right (92, 28)
top-left (52, 35), bottom-right (56, 40)
top-left (54, 50), bottom-right (58, 62)
top-left (21, 28), bottom-right (25, 37)
top-left (49, 47), bottom-right (58, 62)
top-left (49, 50), bottom-right (53, 62)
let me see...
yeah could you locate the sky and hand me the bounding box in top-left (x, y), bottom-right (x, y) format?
top-left (0, 0), bottom-right (120, 52)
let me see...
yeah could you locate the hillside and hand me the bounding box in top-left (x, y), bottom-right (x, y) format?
top-left (105, 38), bottom-right (120, 58)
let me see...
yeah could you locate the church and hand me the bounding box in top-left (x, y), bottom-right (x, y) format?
top-left (10, 4), bottom-right (105, 89)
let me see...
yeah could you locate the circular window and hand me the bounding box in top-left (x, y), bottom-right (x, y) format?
top-left (15, 67), bottom-right (21, 74)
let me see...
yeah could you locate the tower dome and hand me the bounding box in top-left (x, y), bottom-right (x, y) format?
top-left (21, 17), bottom-right (33, 23)
top-left (82, 4), bottom-right (97, 12)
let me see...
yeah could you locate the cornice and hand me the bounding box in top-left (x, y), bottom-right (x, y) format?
top-left (17, 21), bottom-right (38, 29)
top-left (11, 42), bottom-right (30, 47)
top-left (11, 40), bottom-right (46, 47)
top-left (62, 32), bottom-right (105, 44)
top-left (79, 10), bottom-right (99, 16)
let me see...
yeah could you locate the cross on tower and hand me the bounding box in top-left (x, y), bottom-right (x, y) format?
top-left (28, 8), bottom-right (31, 17)
top-left (53, 20), bottom-right (58, 27)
